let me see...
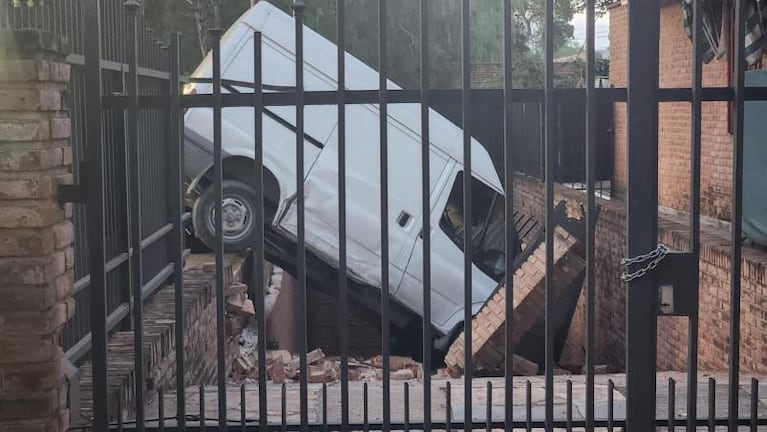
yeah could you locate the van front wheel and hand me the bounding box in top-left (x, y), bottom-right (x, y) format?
top-left (192, 180), bottom-right (260, 253)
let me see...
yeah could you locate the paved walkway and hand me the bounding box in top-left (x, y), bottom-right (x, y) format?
top-left (142, 372), bottom-right (767, 429)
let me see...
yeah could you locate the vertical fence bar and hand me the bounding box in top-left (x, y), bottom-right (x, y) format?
top-left (729, 0), bottom-right (747, 430)
top-left (201, 384), bottom-right (207, 432)
top-left (281, 383), bottom-right (287, 432)
top-left (608, 379), bottom-right (614, 432)
top-left (291, 3), bottom-right (309, 430)
top-left (241, 384), bottom-right (247, 432)
top-left (377, 0), bottom-right (392, 429)
top-left (253, 30), bottom-right (269, 432)
top-left (566, 380), bottom-right (573, 432)
top-left (668, 378), bottom-right (676, 431)
top-left (584, 0), bottom-right (597, 428)
top-left (461, 0), bottom-right (473, 430)
top-left (336, 2), bottom-right (350, 430)
top-left (446, 381), bottom-right (452, 432)
top-left (625, 1), bottom-right (660, 430)
top-left (404, 383), bottom-right (410, 432)
top-left (544, 0), bottom-right (555, 428)
top-left (502, 0), bottom-right (515, 428)
top-left (708, 378), bottom-right (715, 432)
top-left (125, 3), bottom-right (145, 430)
top-left (210, 28), bottom-right (227, 432)
top-left (419, 0), bottom-right (432, 430)
top-left (687, 0), bottom-right (703, 429)
top-left (526, 380), bottom-right (532, 432)
top-left (486, 381), bottom-right (492, 432)
top-left (750, 378), bottom-right (758, 432)
top-left (84, 0), bottom-right (109, 428)
top-left (168, 32), bottom-right (187, 432)
top-left (159, 387), bottom-right (165, 432)
top-left (363, 382), bottom-right (369, 432)
top-left (322, 383), bottom-right (328, 432)
top-left (117, 393), bottom-right (124, 432)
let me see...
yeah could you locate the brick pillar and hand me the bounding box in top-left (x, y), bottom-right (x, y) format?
top-left (0, 30), bottom-right (73, 432)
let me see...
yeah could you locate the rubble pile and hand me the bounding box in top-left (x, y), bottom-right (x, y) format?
top-left (231, 349), bottom-right (425, 384)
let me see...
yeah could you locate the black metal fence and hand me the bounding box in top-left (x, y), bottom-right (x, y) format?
top-left (0, 0), bottom-right (176, 364)
top-left (432, 90), bottom-right (614, 194)
top-left (3, 0), bottom-right (767, 431)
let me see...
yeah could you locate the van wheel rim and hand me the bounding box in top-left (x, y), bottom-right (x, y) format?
top-left (208, 196), bottom-right (253, 241)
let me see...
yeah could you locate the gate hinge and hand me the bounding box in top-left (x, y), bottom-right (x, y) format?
top-left (58, 162), bottom-right (88, 204)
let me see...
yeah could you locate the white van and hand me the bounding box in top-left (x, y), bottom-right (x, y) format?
top-left (183, 1), bottom-right (519, 341)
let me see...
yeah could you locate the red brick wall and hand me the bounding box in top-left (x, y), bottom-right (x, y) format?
top-left (514, 174), bottom-right (767, 373)
top-left (513, 175), bottom-right (627, 368)
top-left (609, 4), bottom-right (733, 220)
top-left (0, 31), bottom-right (74, 432)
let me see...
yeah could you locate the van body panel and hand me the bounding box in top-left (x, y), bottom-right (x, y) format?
top-left (183, 1), bottom-right (510, 337)
top-left (396, 165), bottom-right (500, 333)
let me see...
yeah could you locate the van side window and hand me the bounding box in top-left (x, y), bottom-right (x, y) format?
top-left (439, 172), bottom-right (511, 282)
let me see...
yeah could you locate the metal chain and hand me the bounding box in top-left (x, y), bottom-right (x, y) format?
top-left (621, 244), bottom-right (669, 282)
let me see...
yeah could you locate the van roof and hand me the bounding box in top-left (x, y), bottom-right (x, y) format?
top-left (225, 1), bottom-right (504, 192)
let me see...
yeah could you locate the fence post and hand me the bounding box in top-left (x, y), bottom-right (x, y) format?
top-left (0, 29), bottom-right (74, 432)
top-left (625, 1), bottom-right (660, 431)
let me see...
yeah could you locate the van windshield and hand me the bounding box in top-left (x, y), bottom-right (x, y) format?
top-left (439, 172), bottom-right (514, 282)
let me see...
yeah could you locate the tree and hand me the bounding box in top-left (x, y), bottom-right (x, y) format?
top-left (142, 0), bottom-right (602, 80)
top-left (143, 0), bottom-right (250, 72)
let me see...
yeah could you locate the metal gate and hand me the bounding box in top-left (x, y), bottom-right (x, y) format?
top-left (4, 0), bottom-right (767, 430)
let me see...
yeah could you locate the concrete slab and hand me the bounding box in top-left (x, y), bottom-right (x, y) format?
top-left (140, 372), bottom-right (767, 429)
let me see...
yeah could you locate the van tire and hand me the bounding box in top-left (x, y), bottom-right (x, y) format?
top-left (192, 180), bottom-right (260, 253)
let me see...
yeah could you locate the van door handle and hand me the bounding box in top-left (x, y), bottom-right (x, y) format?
top-left (397, 211), bottom-right (411, 227)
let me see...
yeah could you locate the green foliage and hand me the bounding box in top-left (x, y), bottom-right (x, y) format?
top-left (11, 0), bottom-right (42, 6)
top-left (143, 0), bottom-right (250, 73)
top-left (571, 0), bottom-right (614, 16)
top-left (141, 0), bottom-right (605, 83)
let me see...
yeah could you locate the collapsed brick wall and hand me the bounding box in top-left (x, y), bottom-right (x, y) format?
top-left (513, 174), bottom-right (627, 369)
top-left (609, 3), bottom-right (734, 220)
top-left (514, 174), bottom-right (767, 373)
top-left (444, 227), bottom-right (585, 372)
top-left (152, 259), bottom-right (243, 390)
top-left (75, 255), bottom-right (246, 424)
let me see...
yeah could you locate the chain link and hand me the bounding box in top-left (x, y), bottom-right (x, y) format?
top-left (620, 244), bottom-right (669, 282)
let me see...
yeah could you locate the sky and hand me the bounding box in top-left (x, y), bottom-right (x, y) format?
top-left (571, 12), bottom-right (611, 53)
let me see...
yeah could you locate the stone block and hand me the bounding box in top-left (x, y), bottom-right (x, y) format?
top-left (0, 303), bottom-right (69, 336)
top-left (0, 284), bottom-right (56, 311)
top-left (0, 391), bottom-right (58, 420)
top-left (0, 119), bottom-right (49, 142)
top-left (0, 418), bottom-right (57, 432)
top-left (49, 62), bottom-right (70, 83)
top-left (52, 221), bottom-right (73, 249)
top-left (0, 202), bottom-right (63, 228)
top-left (0, 227), bottom-right (55, 256)
top-left (63, 246), bottom-right (74, 270)
top-left (0, 335), bottom-right (60, 364)
top-left (0, 85), bottom-right (61, 112)
top-left (0, 148), bottom-right (63, 171)
top-left (0, 59), bottom-right (49, 82)
top-left (55, 272), bottom-right (73, 301)
top-left (0, 361), bottom-right (62, 394)
top-left (49, 117), bottom-right (70, 139)
top-left (0, 177), bottom-right (55, 199)
top-left (0, 258), bottom-right (54, 285)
